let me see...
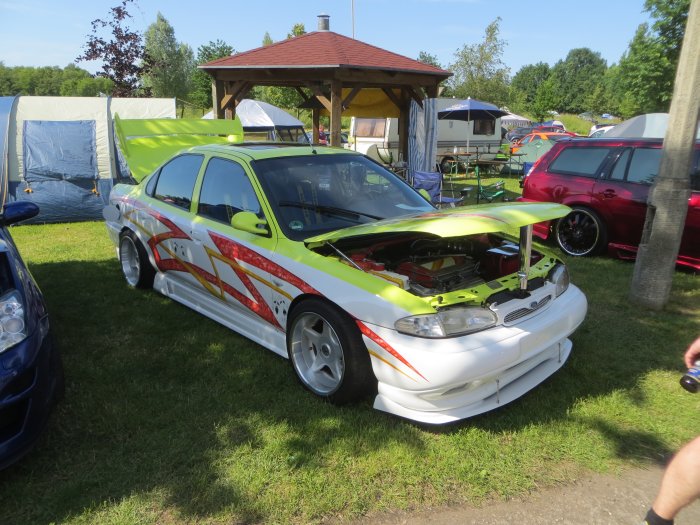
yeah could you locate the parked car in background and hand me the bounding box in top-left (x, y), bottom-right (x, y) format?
top-left (506, 126), bottom-right (535, 143)
top-left (510, 132), bottom-right (574, 153)
top-left (520, 137), bottom-right (700, 270)
top-left (588, 124), bottom-right (615, 137)
top-left (0, 201), bottom-right (63, 470)
top-left (104, 143), bottom-right (587, 424)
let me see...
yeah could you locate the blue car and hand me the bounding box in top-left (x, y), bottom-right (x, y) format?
top-left (0, 96), bottom-right (63, 470)
top-left (0, 200), bottom-right (63, 470)
top-left (0, 202), bottom-right (64, 470)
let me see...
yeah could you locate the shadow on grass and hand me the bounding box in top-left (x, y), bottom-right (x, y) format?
top-left (0, 254), bottom-right (697, 524)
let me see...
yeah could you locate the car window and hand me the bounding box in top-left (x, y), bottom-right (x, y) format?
top-left (549, 147), bottom-right (613, 178)
top-left (252, 154), bottom-right (433, 241)
top-left (153, 154), bottom-right (203, 210)
top-left (198, 157), bottom-right (261, 224)
top-left (626, 148), bottom-right (661, 185)
top-left (692, 151), bottom-right (700, 191)
top-left (610, 149), bottom-right (632, 180)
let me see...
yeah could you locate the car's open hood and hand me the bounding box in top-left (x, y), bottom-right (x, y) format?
top-left (304, 202), bottom-right (571, 246)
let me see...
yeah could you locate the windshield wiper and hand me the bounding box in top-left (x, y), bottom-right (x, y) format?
top-left (278, 201), bottom-right (384, 220)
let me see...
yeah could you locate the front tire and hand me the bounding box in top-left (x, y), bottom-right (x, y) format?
top-left (555, 207), bottom-right (607, 256)
top-left (119, 230), bottom-right (155, 288)
top-left (287, 298), bottom-right (376, 405)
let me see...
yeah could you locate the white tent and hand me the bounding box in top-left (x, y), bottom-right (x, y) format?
top-left (1, 96), bottom-right (175, 223)
top-left (501, 113), bottom-right (532, 128)
top-left (203, 99), bottom-right (306, 142)
top-left (606, 112), bottom-right (700, 139)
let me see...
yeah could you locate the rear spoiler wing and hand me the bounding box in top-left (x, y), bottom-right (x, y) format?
top-left (114, 114), bottom-right (244, 181)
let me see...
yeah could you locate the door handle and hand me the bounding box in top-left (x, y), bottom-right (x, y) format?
top-left (602, 189), bottom-right (616, 199)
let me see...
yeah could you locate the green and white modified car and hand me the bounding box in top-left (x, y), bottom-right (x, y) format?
top-left (104, 143), bottom-right (588, 424)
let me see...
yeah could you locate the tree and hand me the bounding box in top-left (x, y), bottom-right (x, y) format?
top-left (510, 62), bottom-right (550, 107)
top-left (549, 48), bottom-right (607, 114)
top-left (417, 51), bottom-right (442, 69)
top-left (611, 1), bottom-right (690, 116)
top-left (530, 78), bottom-right (558, 123)
top-left (141, 13), bottom-right (194, 100)
top-left (287, 23), bottom-right (306, 38)
top-left (190, 40), bottom-right (234, 110)
top-left (76, 0), bottom-right (145, 97)
top-left (262, 32), bottom-right (273, 46)
top-left (448, 17), bottom-right (510, 107)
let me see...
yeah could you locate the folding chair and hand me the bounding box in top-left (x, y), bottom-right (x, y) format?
top-left (412, 171), bottom-right (464, 208)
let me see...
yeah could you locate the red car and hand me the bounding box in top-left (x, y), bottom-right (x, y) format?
top-left (520, 137), bottom-right (700, 270)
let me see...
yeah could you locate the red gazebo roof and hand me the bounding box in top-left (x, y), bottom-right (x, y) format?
top-left (200, 30), bottom-right (450, 77)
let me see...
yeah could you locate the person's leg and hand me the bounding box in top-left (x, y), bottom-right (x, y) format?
top-left (651, 435), bottom-right (700, 521)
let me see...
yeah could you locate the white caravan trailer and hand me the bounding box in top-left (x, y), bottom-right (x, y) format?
top-left (347, 98), bottom-right (503, 172)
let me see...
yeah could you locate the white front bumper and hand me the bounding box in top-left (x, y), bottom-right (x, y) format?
top-left (365, 284), bottom-right (588, 424)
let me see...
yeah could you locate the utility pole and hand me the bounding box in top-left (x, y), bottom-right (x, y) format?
top-left (629, 0), bottom-right (700, 309)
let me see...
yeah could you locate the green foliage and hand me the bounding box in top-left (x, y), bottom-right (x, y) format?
top-left (262, 31), bottom-right (273, 46)
top-left (549, 48), bottom-right (607, 114)
top-left (0, 63), bottom-right (113, 96)
top-left (417, 51), bottom-right (442, 69)
top-left (448, 17), bottom-right (510, 107)
top-left (530, 78), bottom-right (558, 123)
top-left (142, 12), bottom-right (195, 100)
top-left (287, 23), bottom-right (306, 38)
top-left (510, 62), bottom-right (550, 107)
top-left (605, 0), bottom-right (689, 117)
top-left (189, 39), bottom-right (235, 111)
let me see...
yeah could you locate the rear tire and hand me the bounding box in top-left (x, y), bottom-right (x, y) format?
top-left (119, 230), bottom-right (155, 288)
top-left (555, 207), bottom-right (607, 256)
top-left (287, 298), bottom-right (376, 405)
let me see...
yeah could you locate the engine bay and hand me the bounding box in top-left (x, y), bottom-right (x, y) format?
top-left (325, 233), bottom-right (543, 297)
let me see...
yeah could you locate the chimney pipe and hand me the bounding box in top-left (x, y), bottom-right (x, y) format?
top-left (317, 14), bottom-right (330, 31)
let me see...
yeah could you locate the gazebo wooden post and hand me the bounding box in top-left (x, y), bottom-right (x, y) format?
top-left (212, 79), bottom-right (225, 119)
top-left (329, 80), bottom-right (343, 147)
top-left (312, 109), bottom-right (320, 144)
top-left (398, 91), bottom-right (410, 164)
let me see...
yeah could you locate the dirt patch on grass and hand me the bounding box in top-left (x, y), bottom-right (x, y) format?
top-left (342, 465), bottom-right (700, 525)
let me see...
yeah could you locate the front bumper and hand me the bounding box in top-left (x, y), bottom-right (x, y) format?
top-left (363, 284), bottom-right (587, 424)
top-left (0, 320), bottom-right (60, 470)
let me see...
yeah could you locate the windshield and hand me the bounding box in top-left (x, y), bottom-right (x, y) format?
top-left (252, 154), bottom-right (434, 240)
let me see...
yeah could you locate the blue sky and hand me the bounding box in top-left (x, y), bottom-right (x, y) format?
top-left (0, 0), bottom-right (651, 75)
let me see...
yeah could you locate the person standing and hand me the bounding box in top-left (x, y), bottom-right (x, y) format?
top-left (642, 336), bottom-right (700, 525)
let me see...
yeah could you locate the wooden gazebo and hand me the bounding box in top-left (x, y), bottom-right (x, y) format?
top-left (199, 15), bottom-right (451, 159)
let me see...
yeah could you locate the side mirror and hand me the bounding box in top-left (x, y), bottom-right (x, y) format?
top-left (231, 211), bottom-right (269, 235)
top-left (1, 201), bottom-right (39, 226)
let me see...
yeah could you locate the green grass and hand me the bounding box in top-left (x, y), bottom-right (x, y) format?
top-left (0, 220), bottom-right (698, 525)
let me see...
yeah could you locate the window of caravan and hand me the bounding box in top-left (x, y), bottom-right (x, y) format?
top-left (353, 118), bottom-right (386, 138)
top-left (474, 119), bottom-right (495, 136)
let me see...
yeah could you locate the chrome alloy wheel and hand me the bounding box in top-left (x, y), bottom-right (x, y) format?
top-left (289, 312), bottom-right (345, 395)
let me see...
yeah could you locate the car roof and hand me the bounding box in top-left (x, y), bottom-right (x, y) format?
top-left (189, 142), bottom-right (362, 161)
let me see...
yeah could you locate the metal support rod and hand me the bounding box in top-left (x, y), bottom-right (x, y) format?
top-left (518, 224), bottom-right (533, 292)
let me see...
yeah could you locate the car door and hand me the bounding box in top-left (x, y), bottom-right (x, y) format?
top-left (147, 153), bottom-right (205, 290)
top-left (189, 156), bottom-right (283, 336)
top-left (592, 146), bottom-right (658, 247)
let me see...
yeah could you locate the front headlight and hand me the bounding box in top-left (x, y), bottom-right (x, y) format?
top-left (395, 307), bottom-right (497, 338)
top-left (0, 290), bottom-right (27, 353)
top-left (548, 264), bottom-right (570, 297)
